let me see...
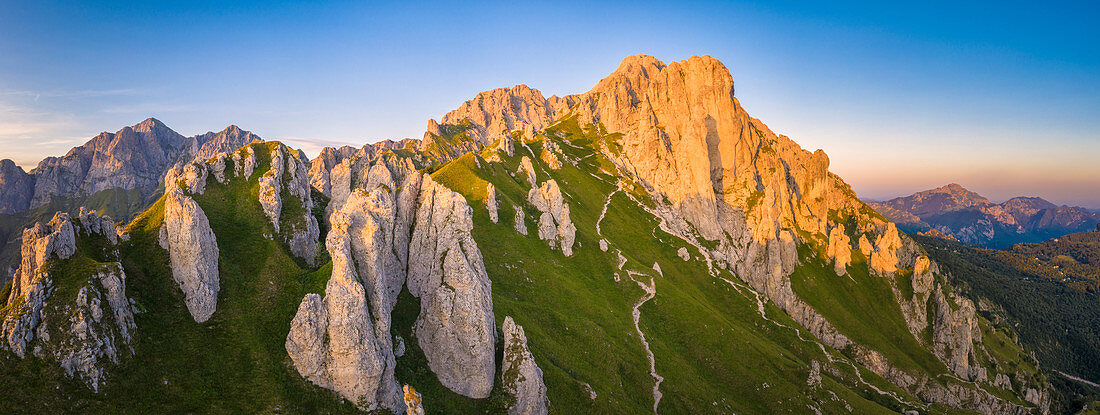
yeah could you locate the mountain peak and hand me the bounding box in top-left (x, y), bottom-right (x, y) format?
top-left (221, 125), bottom-right (242, 135)
top-left (132, 117), bottom-right (173, 134)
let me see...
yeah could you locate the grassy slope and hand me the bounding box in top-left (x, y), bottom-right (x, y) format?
top-left (428, 118), bottom-right (924, 414)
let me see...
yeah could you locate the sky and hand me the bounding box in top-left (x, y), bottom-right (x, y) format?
top-left (1, 0), bottom-right (1098, 207)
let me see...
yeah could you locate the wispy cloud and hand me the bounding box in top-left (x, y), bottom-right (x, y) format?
top-left (0, 88), bottom-right (150, 100)
top-left (99, 103), bottom-right (196, 114)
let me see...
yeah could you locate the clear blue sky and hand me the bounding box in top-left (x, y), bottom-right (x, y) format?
top-left (1, 0), bottom-right (1098, 207)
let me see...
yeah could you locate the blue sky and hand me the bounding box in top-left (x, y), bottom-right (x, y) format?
top-left (1, 0), bottom-right (1098, 206)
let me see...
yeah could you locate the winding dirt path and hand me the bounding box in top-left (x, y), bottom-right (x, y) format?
top-left (628, 272), bottom-right (664, 414)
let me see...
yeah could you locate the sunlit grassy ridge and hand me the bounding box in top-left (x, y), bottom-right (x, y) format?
top-left (425, 117), bottom-right (949, 414)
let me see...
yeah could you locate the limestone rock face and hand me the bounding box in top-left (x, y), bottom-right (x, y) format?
top-left (77, 207), bottom-right (120, 245)
top-left (160, 188), bottom-right (220, 323)
top-left (407, 176), bottom-right (496, 398)
top-left (0, 159), bottom-right (34, 214)
top-left (540, 140), bottom-right (562, 170)
top-left (286, 211), bottom-right (399, 412)
top-left (486, 183), bottom-right (499, 223)
top-left (263, 146), bottom-right (320, 265)
top-left (233, 146), bottom-right (257, 178)
top-left (289, 152), bottom-right (424, 412)
top-left (35, 263), bottom-right (136, 392)
top-left (869, 223), bottom-right (903, 274)
top-left (501, 316), bottom-right (549, 415)
top-left (514, 206), bottom-right (528, 235)
top-left (826, 225), bottom-right (852, 276)
top-left (308, 146), bottom-right (357, 197)
top-left (422, 85), bottom-right (557, 160)
top-left (931, 287), bottom-right (980, 380)
top-left (164, 161), bottom-right (209, 195)
top-left (7, 212), bottom-right (76, 308)
top-left (526, 180), bottom-right (576, 256)
top-left (1, 212), bottom-right (135, 391)
top-left (518, 156), bottom-right (537, 186)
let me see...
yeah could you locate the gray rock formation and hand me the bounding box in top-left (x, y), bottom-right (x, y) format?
top-left (486, 183), bottom-right (499, 223)
top-left (288, 153), bottom-right (423, 412)
top-left (1, 211), bottom-right (135, 391)
top-left (407, 176), bottom-right (496, 398)
top-left (526, 180), bottom-right (576, 256)
top-left (6, 212), bottom-right (76, 309)
top-left (514, 206), bottom-right (527, 235)
top-left (501, 316), bottom-right (549, 415)
top-left (34, 262), bottom-right (136, 391)
top-left (160, 187), bottom-right (220, 323)
top-left (286, 211), bottom-right (398, 412)
top-left (518, 156), bottom-right (537, 186)
top-left (77, 207), bottom-right (120, 245)
top-left (259, 145), bottom-right (320, 264)
top-left (826, 224), bottom-right (852, 276)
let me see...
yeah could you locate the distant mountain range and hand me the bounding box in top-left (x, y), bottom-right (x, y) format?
top-left (0, 118), bottom-right (260, 279)
top-left (867, 183), bottom-right (1100, 248)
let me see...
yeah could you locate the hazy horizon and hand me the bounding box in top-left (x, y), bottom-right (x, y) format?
top-left (2, 1), bottom-right (1097, 207)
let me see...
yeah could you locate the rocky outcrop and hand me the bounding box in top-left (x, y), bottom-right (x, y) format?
top-left (34, 262), bottom-right (136, 391)
top-left (159, 187), bottom-right (220, 323)
top-left (514, 206), bottom-right (528, 235)
top-left (164, 161), bottom-right (209, 195)
top-left (308, 146), bottom-right (358, 197)
top-left (260, 145), bottom-right (320, 264)
top-left (486, 183), bottom-right (499, 223)
top-left (6, 212), bottom-right (76, 309)
top-left (288, 154), bottom-right (424, 412)
top-left (501, 316), bottom-right (549, 415)
top-left (1, 211), bottom-right (135, 391)
top-left (540, 140), bottom-right (562, 170)
top-left (518, 156), bottom-right (537, 186)
top-left (526, 180), bottom-right (576, 256)
top-left (422, 85), bottom-right (557, 160)
top-left (826, 225), bottom-right (851, 276)
top-left (868, 223), bottom-right (903, 274)
top-left (407, 176), bottom-right (496, 398)
top-left (77, 208), bottom-right (120, 245)
top-left (286, 211), bottom-right (400, 412)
